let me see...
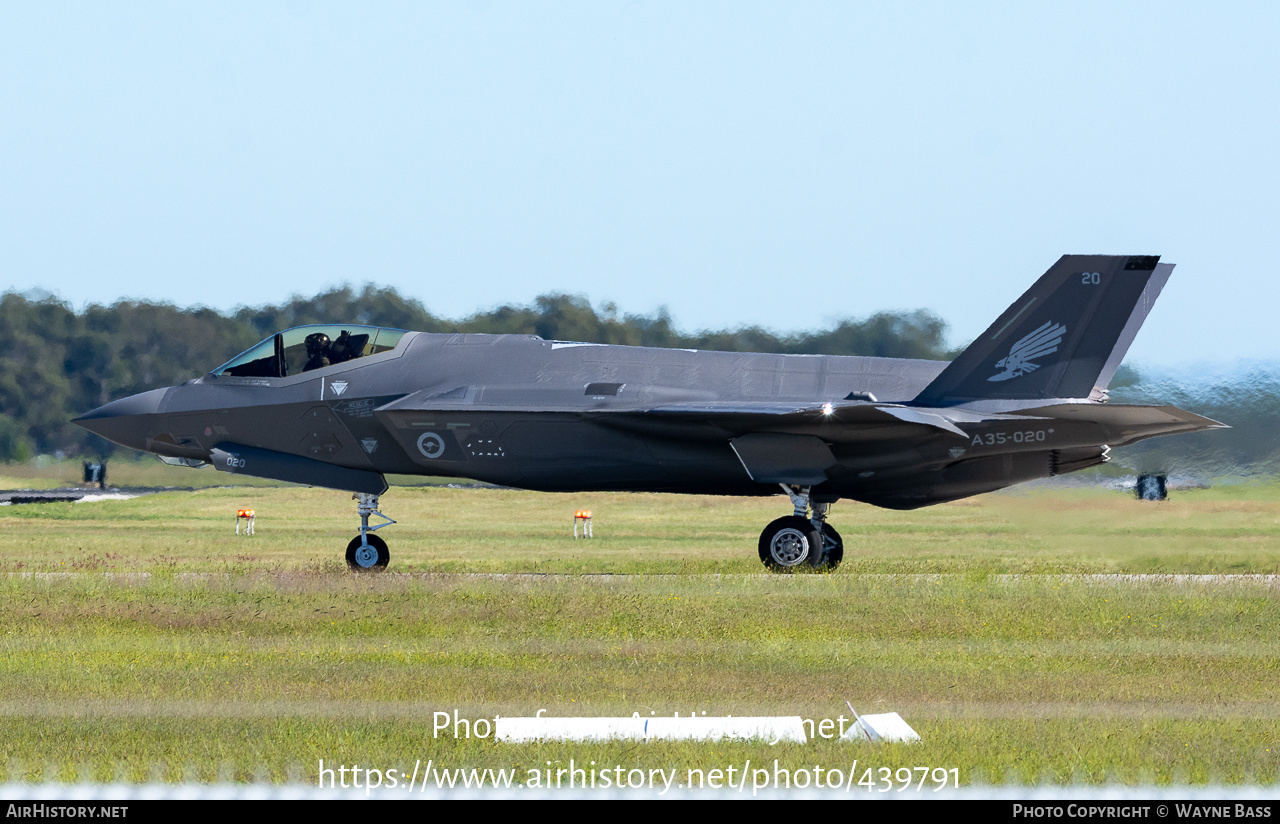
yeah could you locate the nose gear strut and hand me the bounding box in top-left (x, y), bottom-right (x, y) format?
top-left (346, 492), bottom-right (396, 570)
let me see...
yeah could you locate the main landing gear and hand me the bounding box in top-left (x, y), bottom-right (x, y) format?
top-left (758, 484), bottom-right (843, 573)
top-left (346, 492), bottom-right (395, 571)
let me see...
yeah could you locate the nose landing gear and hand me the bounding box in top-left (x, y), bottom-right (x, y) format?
top-left (346, 492), bottom-right (395, 571)
top-left (758, 485), bottom-right (843, 573)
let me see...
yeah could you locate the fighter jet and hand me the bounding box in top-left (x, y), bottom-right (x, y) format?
top-left (74, 255), bottom-right (1224, 572)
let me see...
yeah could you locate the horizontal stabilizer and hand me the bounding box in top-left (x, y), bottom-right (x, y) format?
top-left (1012, 403), bottom-right (1227, 442)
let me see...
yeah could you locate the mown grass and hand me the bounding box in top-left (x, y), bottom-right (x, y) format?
top-left (1, 481), bottom-right (1278, 788)
top-left (0, 481), bottom-right (1278, 574)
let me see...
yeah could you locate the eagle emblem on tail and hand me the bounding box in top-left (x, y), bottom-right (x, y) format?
top-left (987, 321), bottom-right (1066, 382)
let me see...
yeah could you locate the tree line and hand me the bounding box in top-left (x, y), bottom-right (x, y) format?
top-left (0, 286), bottom-right (951, 460)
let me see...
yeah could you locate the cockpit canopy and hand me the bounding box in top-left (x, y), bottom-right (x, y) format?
top-left (215, 325), bottom-right (408, 378)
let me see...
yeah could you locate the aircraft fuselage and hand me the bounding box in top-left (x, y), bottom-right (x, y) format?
top-left (76, 331), bottom-right (1191, 509)
top-left (74, 255), bottom-right (1225, 570)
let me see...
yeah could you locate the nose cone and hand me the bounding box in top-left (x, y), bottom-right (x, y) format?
top-left (74, 387), bottom-right (171, 450)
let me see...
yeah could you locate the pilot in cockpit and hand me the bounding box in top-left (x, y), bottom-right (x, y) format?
top-left (303, 332), bottom-right (332, 372)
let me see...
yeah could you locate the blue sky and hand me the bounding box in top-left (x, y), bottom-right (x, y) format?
top-left (2, 1), bottom-right (1277, 366)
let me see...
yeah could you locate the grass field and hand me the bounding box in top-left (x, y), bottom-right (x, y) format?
top-left (1, 476), bottom-right (1278, 790)
top-left (2, 477), bottom-right (1278, 575)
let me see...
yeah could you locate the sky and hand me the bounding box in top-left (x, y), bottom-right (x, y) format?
top-left (2, 1), bottom-right (1278, 367)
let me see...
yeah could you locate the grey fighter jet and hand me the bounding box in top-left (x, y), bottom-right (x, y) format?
top-left (74, 255), bottom-right (1224, 572)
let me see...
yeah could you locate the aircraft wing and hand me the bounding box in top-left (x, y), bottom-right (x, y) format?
top-left (601, 400), bottom-right (1046, 437)
top-left (578, 401), bottom-right (1047, 486)
top-left (587, 400), bottom-right (1224, 486)
top-left (599, 399), bottom-right (1223, 440)
top-left (375, 390), bottom-right (1223, 487)
top-left (374, 388), bottom-right (1030, 438)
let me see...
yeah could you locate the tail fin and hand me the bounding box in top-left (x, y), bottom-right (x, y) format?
top-left (914, 255), bottom-right (1173, 405)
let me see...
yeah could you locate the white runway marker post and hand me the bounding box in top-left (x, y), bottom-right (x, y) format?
top-left (841, 702), bottom-right (921, 743)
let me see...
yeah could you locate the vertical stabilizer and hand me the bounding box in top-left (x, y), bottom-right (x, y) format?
top-left (914, 255), bottom-right (1172, 405)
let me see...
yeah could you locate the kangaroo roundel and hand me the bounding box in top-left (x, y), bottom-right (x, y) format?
top-left (987, 321), bottom-right (1066, 382)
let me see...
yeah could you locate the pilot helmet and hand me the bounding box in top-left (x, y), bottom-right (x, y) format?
top-left (304, 332), bottom-right (331, 355)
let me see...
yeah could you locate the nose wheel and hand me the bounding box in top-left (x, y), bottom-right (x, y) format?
top-left (346, 493), bottom-right (395, 571)
top-left (758, 485), bottom-right (842, 572)
top-left (347, 533), bottom-right (389, 570)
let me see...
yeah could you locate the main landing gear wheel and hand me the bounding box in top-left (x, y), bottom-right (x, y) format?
top-left (346, 533), bottom-right (389, 571)
top-left (759, 484), bottom-right (844, 573)
top-left (815, 523), bottom-right (844, 571)
top-left (759, 516), bottom-right (822, 572)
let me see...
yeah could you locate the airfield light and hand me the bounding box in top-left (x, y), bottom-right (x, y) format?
top-left (236, 509), bottom-right (256, 535)
top-left (574, 510), bottom-right (593, 538)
